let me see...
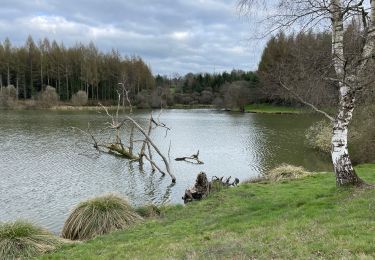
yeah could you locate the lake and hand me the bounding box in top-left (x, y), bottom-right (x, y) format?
top-left (0, 109), bottom-right (331, 233)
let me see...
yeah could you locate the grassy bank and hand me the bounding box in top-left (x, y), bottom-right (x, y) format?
top-left (244, 103), bottom-right (303, 114)
top-left (41, 164), bottom-right (375, 259)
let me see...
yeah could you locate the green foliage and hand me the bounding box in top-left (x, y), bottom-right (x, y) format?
top-left (305, 120), bottom-right (332, 154)
top-left (41, 165), bottom-right (375, 259)
top-left (0, 220), bottom-right (63, 259)
top-left (61, 194), bottom-right (142, 241)
top-left (265, 164), bottom-right (311, 181)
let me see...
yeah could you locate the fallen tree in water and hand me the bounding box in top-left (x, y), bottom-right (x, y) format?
top-left (73, 91), bottom-right (176, 183)
top-left (182, 172), bottom-right (239, 203)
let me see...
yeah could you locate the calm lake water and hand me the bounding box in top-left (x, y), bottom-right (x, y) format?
top-left (0, 109), bottom-right (331, 233)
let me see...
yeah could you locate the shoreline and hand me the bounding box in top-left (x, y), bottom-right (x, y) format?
top-left (1, 103), bottom-right (308, 114)
top-left (40, 164), bottom-right (375, 259)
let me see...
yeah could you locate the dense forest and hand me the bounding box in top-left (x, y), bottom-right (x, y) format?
top-left (0, 36), bottom-right (260, 109)
top-left (0, 36), bottom-right (154, 103)
top-left (1, 26), bottom-right (374, 111)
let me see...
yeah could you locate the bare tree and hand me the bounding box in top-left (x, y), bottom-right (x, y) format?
top-left (239, 0), bottom-right (375, 186)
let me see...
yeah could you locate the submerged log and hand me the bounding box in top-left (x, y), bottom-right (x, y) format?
top-left (182, 172), bottom-right (239, 204)
top-left (105, 143), bottom-right (139, 160)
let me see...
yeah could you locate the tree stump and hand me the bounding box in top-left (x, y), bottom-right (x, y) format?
top-left (182, 172), bottom-right (210, 203)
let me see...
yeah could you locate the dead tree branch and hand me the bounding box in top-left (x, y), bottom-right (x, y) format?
top-left (175, 150), bottom-right (204, 164)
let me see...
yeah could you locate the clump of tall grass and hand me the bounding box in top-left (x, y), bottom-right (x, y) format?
top-left (265, 164), bottom-right (311, 182)
top-left (62, 194), bottom-right (142, 240)
top-left (0, 220), bottom-right (63, 259)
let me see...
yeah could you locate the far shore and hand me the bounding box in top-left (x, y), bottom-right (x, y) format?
top-left (0, 102), bottom-right (309, 114)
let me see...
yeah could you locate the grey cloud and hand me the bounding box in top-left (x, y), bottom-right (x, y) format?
top-left (0, 0), bottom-right (263, 75)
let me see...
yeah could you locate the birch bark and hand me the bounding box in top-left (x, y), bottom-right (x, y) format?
top-left (331, 0), bottom-right (375, 186)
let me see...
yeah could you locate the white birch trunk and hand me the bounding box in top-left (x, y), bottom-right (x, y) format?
top-left (330, 0), bottom-right (375, 186)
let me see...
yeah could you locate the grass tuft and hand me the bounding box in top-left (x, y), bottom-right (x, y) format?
top-left (266, 164), bottom-right (311, 182)
top-left (62, 194), bottom-right (142, 240)
top-left (0, 220), bottom-right (64, 259)
top-left (135, 205), bottom-right (161, 218)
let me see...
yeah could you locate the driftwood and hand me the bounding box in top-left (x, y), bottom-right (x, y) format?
top-left (182, 172), bottom-right (239, 204)
top-left (74, 91), bottom-right (176, 182)
top-left (175, 150), bottom-right (204, 164)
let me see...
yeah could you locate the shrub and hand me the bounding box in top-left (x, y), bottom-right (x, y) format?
top-left (0, 85), bottom-right (17, 108)
top-left (305, 120), bottom-right (332, 154)
top-left (71, 90), bottom-right (88, 106)
top-left (199, 90), bottom-right (213, 104)
top-left (0, 220), bottom-right (64, 259)
top-left (350, 104), bottom-right (375, 164)
top-left (265, 164), bottom-right (311, 182)
top-left (62, 194), bottom-right (142, 240)
top-left (39, 86), bottom-right (59, 108)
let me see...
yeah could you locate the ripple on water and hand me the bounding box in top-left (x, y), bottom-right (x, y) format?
top-left (0, 110), bottom-right (331, 233)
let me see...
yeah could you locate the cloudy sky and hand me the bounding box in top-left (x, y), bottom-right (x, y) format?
top-left (0, 0), bottom-right (266, 75)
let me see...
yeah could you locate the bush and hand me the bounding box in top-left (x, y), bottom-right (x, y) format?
top-left (39, 86), bottom-right (59, 108)
top-left (350, 104), bottom-right (375, 164)
top-left (135, 91), bottom-right (150, 109)
top-left (71, 90), bottom-right (88, 106)
top-left (265, 164), bottom-right (311, 182)
top-left (305, 120), bottom-right (332, 154)
top-left (0, 220), bottom-right (64, 259)
top-left (199, 90), bottom-right (213, 104)
top-left (62, 194), bottom-right (142, 240)
top-left (0, 85), bottom-right (17, 108)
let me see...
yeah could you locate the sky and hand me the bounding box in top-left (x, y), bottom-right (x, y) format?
top-left (0, 0), bottom-right (267, 75)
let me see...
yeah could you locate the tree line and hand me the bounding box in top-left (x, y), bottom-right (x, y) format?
top-left (0, 36), bottom-right (155, 103)
top-left (256, 20), bottom-right (375, 109)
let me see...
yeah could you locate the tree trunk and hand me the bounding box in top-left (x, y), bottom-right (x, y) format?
top-left (331, 84), bottom-right (362, 186)
top-left (7, 64), bottom-right (10, 86)
top-left (330, 0), bottom-right (362, 186)
top-left (66, 72), bottom-right (69, 101)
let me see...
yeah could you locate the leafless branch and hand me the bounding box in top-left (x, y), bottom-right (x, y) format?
top-left (278, 80), bottom-right (335, 121)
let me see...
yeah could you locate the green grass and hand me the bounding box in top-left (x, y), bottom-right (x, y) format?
top-left (244, 103), bottom-right (303, 114)
top-left (40, 164), bottom-right (375, 259)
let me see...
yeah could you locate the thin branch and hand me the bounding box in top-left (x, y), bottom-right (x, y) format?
top-left (278, 80), bottom-right (334, 121)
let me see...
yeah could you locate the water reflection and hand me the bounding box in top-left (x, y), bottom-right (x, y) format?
top-left (0, 109), bottom-right (331, 233)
